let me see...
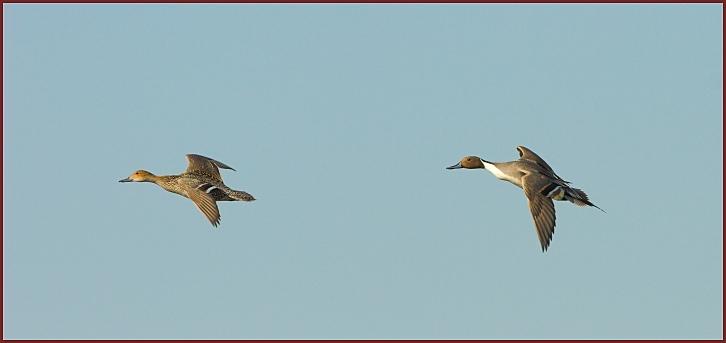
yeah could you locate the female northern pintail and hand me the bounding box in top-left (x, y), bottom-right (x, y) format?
top-left (447, 145), bottom-right (603, 252)
top-left (119, 154), bottom-right (255, 227)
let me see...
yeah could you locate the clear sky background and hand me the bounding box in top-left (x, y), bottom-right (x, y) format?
top-left (3, 4), bottom-right (722, 339)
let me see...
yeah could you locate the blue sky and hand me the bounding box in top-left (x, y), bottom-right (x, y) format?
top-left (3, 4), bottom-right (722, 339)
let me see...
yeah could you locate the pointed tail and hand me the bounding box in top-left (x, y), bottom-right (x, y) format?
top-left (565, 187), bottom-right (605, 213)
top-left (230, 190), bottom-right (255, 201)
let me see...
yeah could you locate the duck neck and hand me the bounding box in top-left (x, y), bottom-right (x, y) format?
top-left (148, 174), bottom-right (177, 188)
top-left (479, 158), bottom-right (493, 167)
top-left (479, 158), bottom-right (495, 170)
top-left (480, 159), bottom-right (507, 180)
top-left (152, 174), bottom-right (177, 185)
top-left (144, 173), bottom-right (161, 183)
top-left (154, 175), bottom-right (185, 196)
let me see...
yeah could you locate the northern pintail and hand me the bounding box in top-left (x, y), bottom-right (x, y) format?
top-left (120, 154), bottom-right (255, 227)
top-left (447, 146), bottom-right (603, 251)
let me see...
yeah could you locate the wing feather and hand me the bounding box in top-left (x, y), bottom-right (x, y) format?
top-left (187, 189), bottom-right (221, 227)
top-left (522, 173), bottom-right (558, 251)
top-left (516, 146), bottom-right (569, 183)
top-left (185, 154), bottom-right (236, 182)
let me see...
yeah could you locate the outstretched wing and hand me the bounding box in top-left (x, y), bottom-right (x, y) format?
top-left (521, 172), bottom-right (558, 252)
top-left (187, 188), bottom-right (221, 227)
top-left (516, 146), bottom-right (569, 183)
top-left (185, 154), bottom-right (235, 182)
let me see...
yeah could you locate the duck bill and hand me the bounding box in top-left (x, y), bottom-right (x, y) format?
top-left (118, 177), bottom-right (132, 183)
top-left (446, 162), bottom-right (463, 170)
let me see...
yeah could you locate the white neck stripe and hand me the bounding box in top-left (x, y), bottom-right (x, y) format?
top-left (482, 160), bottom-right (516, 184)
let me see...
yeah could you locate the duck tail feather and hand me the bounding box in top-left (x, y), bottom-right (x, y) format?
top-left (231, 190), bottom-right (255, 202)
top-left (565, 188), bottom-right (606, 213)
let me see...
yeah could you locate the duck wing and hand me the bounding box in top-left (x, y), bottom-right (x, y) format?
top-left (187, 188), bottom-right (221, 227)
top-left (522, 172), bottom-right (558, 252)
top-left (516, 146), bottom-right (569, 183)
top-left (185, 154), bottom-right (235, 182)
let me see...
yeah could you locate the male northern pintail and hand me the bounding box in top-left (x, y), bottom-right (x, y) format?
top-left (120, 154), bottom-right (255, 227)
top-left (447, 146), bottom-right (603, 252)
